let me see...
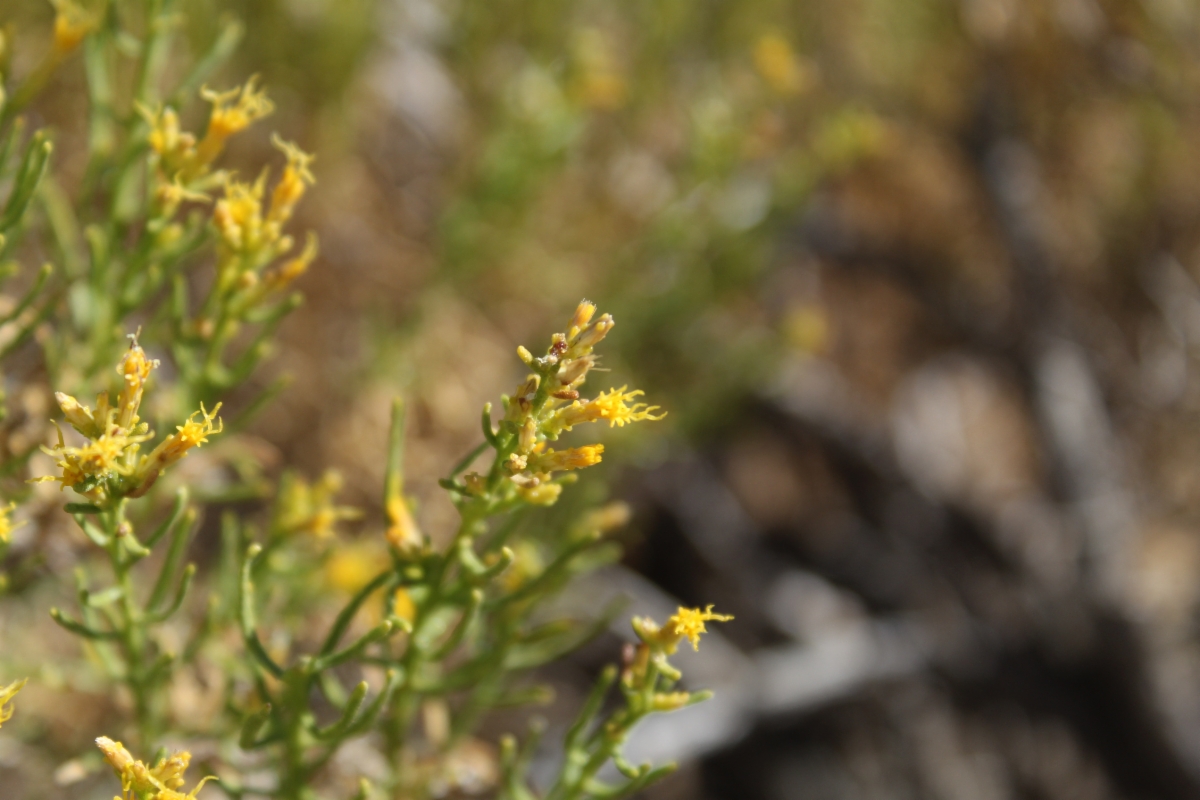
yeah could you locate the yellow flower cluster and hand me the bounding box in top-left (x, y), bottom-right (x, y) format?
top-left (210, 136), bottom-right (319, 298)
top-left (0, 678), bottom-right (26, 729)
top-left (96, 737), bottom-right (215, 800)
top-left (38, 340), bottom-right (222, 506)
top-left (142, 77), bottom-right (275, 185)
top-left (275, 470), bottom-right (362, 539)
top-left (486, 301), bottom-right (664, 506)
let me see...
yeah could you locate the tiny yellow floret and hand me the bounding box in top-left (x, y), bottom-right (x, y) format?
top-left (667, 605), bottom-right (734, 651)
top-left (197, 77), bottom-right (274, 165)
top-left (116, 339), bottom-right (159, 430)
top-left (385, 492), bottom-right (422, 554)
top-left (268, 135), bottom-right (316, 226)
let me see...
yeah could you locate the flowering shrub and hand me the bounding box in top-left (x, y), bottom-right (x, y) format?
top-left (0, 3), bottom-right (729, 799)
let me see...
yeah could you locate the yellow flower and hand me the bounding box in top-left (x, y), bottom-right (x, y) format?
top-left (267, 135), bottom-right (315, 227)
top-left (528, 444), bottom-right (604, 474)
top-left (39, 415), bottom-right (151, 499)
top-left (144, 403), bottom-right (223, 470)
top-left (262, 232), bottom-right (319, 293)
top-left (548, 386), bottom-right (665, 434)
top-left (385, 492), bottom-right (422, 554)
top-left (50, 0), bottom-right (96, 55)
top-left (392, 588), bottom-right (416, 624)
top-left (55, 391), bottom-right (104, 439)
top-left (97, 737), bottom-right (216, 800)
top-left (666, 605), bottom-right (734, 651)
top-left (0, 678), bottom-right (27, 729)
top-left (154, 175), bottom-right (210, 217)
top-left (0, 502), bottom-right (23, 544)
top-left (567, 300), bottom-right (597, 339)
top-left (501, 541), bottom-right (544, 591)
top-left (143, 106), bottom-right (194, 161)
top-left (213, 174), bottom-right (268, 256)
top-left (276, 470), bottom-right (361, 540)
top-left (325, 541), bottom-right (386, 594)
top-left (116, 339), bottom-right (159, 431)
top-left (567, 311), bottom-right (614, 357)
top-left (196, 77), bottom-right (274, 166)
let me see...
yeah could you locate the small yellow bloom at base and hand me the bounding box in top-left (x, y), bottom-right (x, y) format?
top-left (197, 77), bottom-right (274, 165)
top-left (667, 605), bottom-right (734, 651)
top-left (0, 678), bottom-right (27, 729)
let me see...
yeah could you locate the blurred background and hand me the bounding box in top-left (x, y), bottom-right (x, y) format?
top-left (12, 0), bottom-right (1200, 797)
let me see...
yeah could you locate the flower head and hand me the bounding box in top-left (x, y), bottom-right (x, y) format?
top-left (0, 678), bottom-right (27, 729)
top-left (268, 135), bottom-right (315, 226)
top-left (528, 444), bottom-right (604, 474)
top-left (385, 491), bottom-right (423, 555)
top-left (666, 605), bottom-right (734, 651)
top-left (548, 386), bottom-right (665, 434)
top-left (262, 232), bottom-right (319, 293)
top-left (116, 337), bottom-right (159, 430)
top-left (632, 604), bottom-right (733, 655)
top-left (97, 737), bottom-right (216, 800)
top-left (149, 403), bottom-right (223, 466)
top-left (38, 414), bottom-right (152, 501)
top-left (275, 470), bottom-right (361, 540)
top-left (197, 77), bottom-right (274, 165)
top-left (213, 173), bottom-right (268, 255)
